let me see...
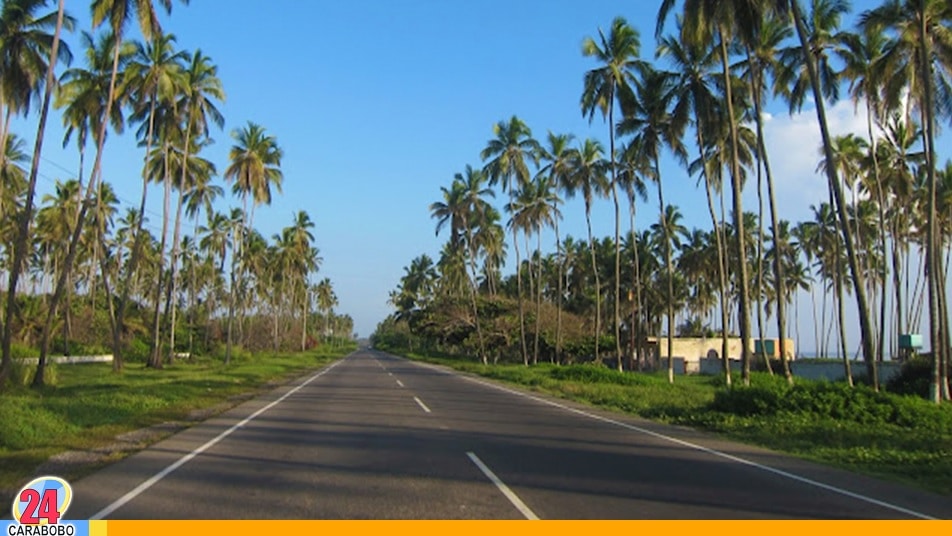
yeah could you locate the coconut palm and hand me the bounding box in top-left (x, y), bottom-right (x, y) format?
top-left (0, 0), bottom-right (72, 385)
top-left (223, 122), bottom-right (283, 362)
top-left (618, 63), bottom-right (687, 383)
top-left (163, 49), bottom-right (223, 361)
top-left (839, 25), bottom-right (890, 363)
top-left (582, 16), bottom-right (642, 368)
top-left (657, 23), bottom-right (734, 384)
top-left (563, 138), bottom-right (610, 362)
top-left (657, 0), bottom-right (760, 385)
top-left (431, 167), bottom-right (493, 364)
top-left (537, 132), bottom-right (576, 363)
top-left (480, 115), bottom-right (541, 365)
top-left (782, 0), bottom-right (880, 389)
top-left (861, 0), bottom-right (952, 400)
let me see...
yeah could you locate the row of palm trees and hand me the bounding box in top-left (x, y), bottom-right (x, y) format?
top-left (383, 0), bottom-right (952, 402)
top-left (0, 0), bottom-right (339, 389)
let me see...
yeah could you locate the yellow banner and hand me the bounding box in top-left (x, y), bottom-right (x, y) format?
top-left (99, 520), bottom-right (950, 536)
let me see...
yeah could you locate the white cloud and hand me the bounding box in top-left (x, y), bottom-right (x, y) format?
top-left (757, 100), bottom-right (872, 225)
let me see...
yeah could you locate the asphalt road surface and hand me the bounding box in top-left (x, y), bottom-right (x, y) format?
top-left (65, 349), bottom-right (952, 519)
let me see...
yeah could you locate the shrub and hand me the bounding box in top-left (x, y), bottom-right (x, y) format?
top-left (886, 358), bottom-right (932, 398)
top-left (124, 338), bottom-right (151, 363)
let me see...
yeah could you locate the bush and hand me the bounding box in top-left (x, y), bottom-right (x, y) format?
top-left (10, 343), bottom-right (37, 359)
top-left (124, 338), bottom-right (151, 363)
top-left (710, 380), bottom-right (952, 433)
top-left (886, 358), bottom-right (932, 398)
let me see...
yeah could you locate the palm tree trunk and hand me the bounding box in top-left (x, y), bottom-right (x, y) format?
top-left (790, 0), bottom-right (878, 389)
top-left (555, 215), bottom-right (563, 364)
top-left (163, 183), bottom-right (186, 362)
top-left (753, 74), bottom-right (791, 382)
top-left (585, 202), bottom-right (601, 364)
top-left (112, 95), bottom-right (160, 370)
top-left (718, 26), bottom-right (753, 386)
top-left (865, 105), bottom-right (889, 363)
top-left (0, 0), bottom-right (66, 387)
top-left (755, 145), bottom-right (771, 375)
top-left (656, 157), bottom-right (675, 384)
top-left (164, 122), bottom-right (194, 362)
top-left (534, 229), bottom-right (543, 366)
top-left (148, 146), bottom-right (173, 369)
top-left (463, 219), bottom-right (487, 365)
top-left (609, 100), bottom-right (623, 371)
top-left (301, 285), bottom-right (308, 352)
top-left (629, 198), bottom-right (645, 371)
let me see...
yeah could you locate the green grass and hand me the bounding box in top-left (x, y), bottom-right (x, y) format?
top-left (0, 344), bottom-right (355, 493)
top-left (401, 352), bottom-right (952, 495)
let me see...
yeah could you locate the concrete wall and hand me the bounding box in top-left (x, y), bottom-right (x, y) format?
top-left (699, 357), bottom-right (903, 382)
top-left (648, 337), bottom-right (795, 361)
top-left (15, 355), bottom-right (114, 365)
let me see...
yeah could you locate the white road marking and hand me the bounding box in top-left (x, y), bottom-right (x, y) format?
top-left (388, 372), bottom-right (393, 376)
top-left (413, 396), bottom-right (431, 413)
top-left (90, 358), bottom-right (346, 520)
top-left (467, 452), bottom-right (539, 520)
top-left (396, 379), bottom-right (405, 387)
top-left (410, 359), bottom-right (936, 520)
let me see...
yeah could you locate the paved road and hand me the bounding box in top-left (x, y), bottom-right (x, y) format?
top-left (65, 349), bottom-right (951, 519)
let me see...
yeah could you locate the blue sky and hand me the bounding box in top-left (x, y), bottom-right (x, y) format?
top-left (15, 0), bottom-right (933, 351)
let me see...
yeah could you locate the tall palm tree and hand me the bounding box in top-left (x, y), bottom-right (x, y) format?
top-left (618, 64), bottom-right (687, 383)
top-left (839, 26), bottom-right (890, 363)
top-left (616, 141), bottom-right (650, 368)
top-left (224, 121), bottom-right (283, 362)
top-left (537, 132), bottom-right (576, 363)
top-left (861, 0), bottom-right (952, 400)
top-left (581, 16), bottom-right (642, 369)
top-left (163, 49), bottom-right (223, 361)
top-left (563, 138), bottom-right (610, 362)
top-left (657, 0), bottom-right (759, 385)
top-left (480, 115), bottom-right (540, 366)
top-left (787, 0), bottom-right (880, 388)
top-left (736, 14), bottom-right (796, 383)
top-left (0, 0), bottom-right (71, 385)
top-left (430, 167), bottom-right (493, 364)
top-left (657, 26), bottom-right (734, 384)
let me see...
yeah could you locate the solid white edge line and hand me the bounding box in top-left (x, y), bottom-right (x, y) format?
top-left (90, 358), bottom-right (346, 520)
top-left (396, 379), bottom-right (405, 387)
top-left (413, 396), bottom-right (431, 413)
top-left (467, 451), bottom-right (539, 520)
top-left (410, 359), bottom-right (936, 520)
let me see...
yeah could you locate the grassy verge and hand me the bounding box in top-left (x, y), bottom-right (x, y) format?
top-left (0, 344), bottom-right (355, 494)
top-left (398, 351), bottom-right (952, 496)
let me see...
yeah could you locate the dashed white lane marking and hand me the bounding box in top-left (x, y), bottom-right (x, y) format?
top-left (413, 396), bottom-right (432, 413)
top-left (410, 359), bottom-right (936, 520)
top-left (91, 358), bottom-right (347, 520)
top-left (396, 379), bottom-right (405, 388)
top-left (467, 452), bottom-right (539, 520)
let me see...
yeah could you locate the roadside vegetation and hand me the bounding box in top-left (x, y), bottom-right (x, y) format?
top-left (377, 0), bottom-right (952, 404)
top-left (382, 347), bottom-right (952, 495)
top-left (0, 342), bottom-right (355, 499)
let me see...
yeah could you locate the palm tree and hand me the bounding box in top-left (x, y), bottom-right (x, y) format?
top-left (839, 26), bottom-right (890, 363)
top-left (861, 0), bottom-right (951, 400)
top-left (164, 49), bottom-right (223, 361)
top-left (0, 0), bottom-right (71, 385)
top-left (563, 138), bottom-right (610, 363)
top-left (581, 16), bottom-right (642, 369)
top-left (224, 122), bottom-right (283, 362)
top-left (616, 141), bottom-right (650, 368)
top-left (736, 14), bottom-right (796, 383)
top-left (787, 0), bottom-right (879, 388)
top-left (618, 63), bottom-right (687, 383)
top-left (657, 0), bottom-right (760, 385)
top-left (480, 115), bottom-right (540, 366)
top-left (430, 167), bottom-right (493, 364)
top-left (537, 132), bottom-right (575, 363)
top-left (657, 26), bottom-right (734, 384)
